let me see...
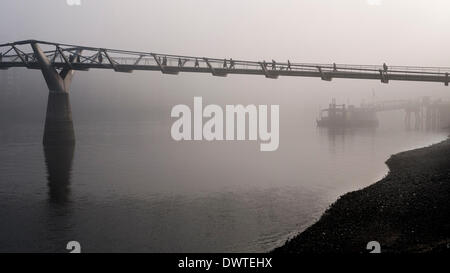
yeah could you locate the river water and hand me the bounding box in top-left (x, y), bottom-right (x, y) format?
top-left (0, 71), bottom-right (448, 252)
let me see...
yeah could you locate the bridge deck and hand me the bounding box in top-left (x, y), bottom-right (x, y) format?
top-left (1, 40), bottom-right (449, 85)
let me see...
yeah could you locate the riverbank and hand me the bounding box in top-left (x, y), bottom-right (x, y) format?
top-left (274, 137), bottom-right (450, 253)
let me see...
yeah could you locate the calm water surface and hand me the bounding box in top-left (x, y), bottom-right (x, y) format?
top-left (0, 94), bottom-right (447, 252)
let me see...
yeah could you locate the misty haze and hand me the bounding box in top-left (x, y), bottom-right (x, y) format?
top-left (1, 0), bottom-right (450, 254)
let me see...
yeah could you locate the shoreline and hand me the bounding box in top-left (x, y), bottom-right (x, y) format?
top-left (273, 136), bottom-right (450, 253)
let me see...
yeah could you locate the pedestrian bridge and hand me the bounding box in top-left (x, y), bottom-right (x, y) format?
top-left (1, 40), bottom-right (450, 85)
top-left (1, 39), bottom-right (449, 146)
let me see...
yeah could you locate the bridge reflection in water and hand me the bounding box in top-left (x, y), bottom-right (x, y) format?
top-left (44, 145), bottom-right (74, 204)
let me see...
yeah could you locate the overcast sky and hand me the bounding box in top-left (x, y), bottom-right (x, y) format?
top-left (2, 0), bottom-right (449, 66)
top-left (2, 0), bottom-right (450, 121)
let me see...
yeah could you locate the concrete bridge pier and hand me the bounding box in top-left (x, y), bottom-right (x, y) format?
top-left (31, 43), bottom-right (75, 146)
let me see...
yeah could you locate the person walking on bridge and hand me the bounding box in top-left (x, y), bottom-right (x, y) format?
top-left (229, 58), bottom-right (235, 69)
top-left (287, 60), bottom-right (291, 70)
top-left (194, 58), bottom-right (200, 68)
top-left (223, 59), bottom-right (227, 69)
top-left (272, 60), bottom-right (276, 70)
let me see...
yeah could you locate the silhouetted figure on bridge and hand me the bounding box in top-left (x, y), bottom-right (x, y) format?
top-left (178, 58), bottom-right (183, 67)
top-left (223, 59), bottom-right (227, 68)
top-left (333, 63), bottom-right (337, 71)
top-left (383, 62), bottom-right (388, 72)
top-left (287, 60), bottom-right (291, 70)
top-left (194, 58), bottom-right (199, 68)
top-left (229, 58), bottom-right (235, 69)
top-left (272, 60), bottom-right (276, 70)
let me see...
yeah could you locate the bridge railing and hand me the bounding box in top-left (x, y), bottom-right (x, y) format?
top-left (1, 40), bottom-right (450, 79)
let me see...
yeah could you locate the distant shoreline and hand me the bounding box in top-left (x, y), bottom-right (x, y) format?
top-left (274, 136), bottom-right (450, 253)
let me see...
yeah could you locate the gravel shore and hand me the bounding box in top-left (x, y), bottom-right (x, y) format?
top-left (274, 137), bottom-right (450, 253)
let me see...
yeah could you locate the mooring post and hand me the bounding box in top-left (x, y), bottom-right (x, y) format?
top-left (31, 42), bottom-right (75, 146)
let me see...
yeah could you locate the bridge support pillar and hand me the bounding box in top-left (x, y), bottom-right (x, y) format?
top-left (31, 43), bottom-right (75, 146)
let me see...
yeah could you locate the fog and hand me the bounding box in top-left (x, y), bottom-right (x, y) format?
top-left (1, 0), bottom-right (450, 122)
top-left (2, 0), bottom-right (450, 252)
